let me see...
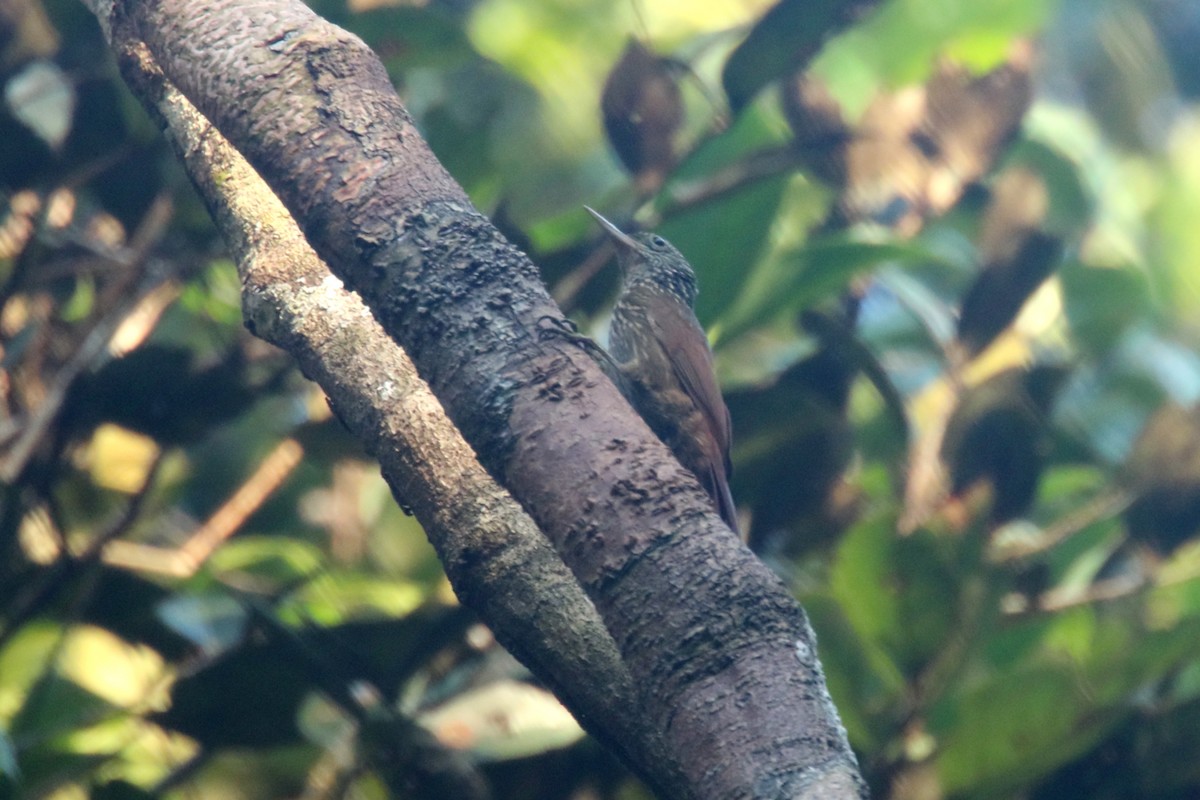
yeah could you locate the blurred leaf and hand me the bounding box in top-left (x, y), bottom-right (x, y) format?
top-left (10, 668), bottom-right (118, 744)
top-left (831, 512), bottom-right (959, 671)
top-left (80, 424), bottom-right (160, 494)
top-left (958, 164), bottom-right (1062, 356)
top-left (958, 240), bottom-right (1061, 353)
top-left (980, 613), bottom-right (1058, 672)
top-left (1151, 116), bottom-right (1200, 324)
top-left (1060, 262), bottom-right (1154, 357)
top-left (13, 749), bottom-right (110, 797)
top-left (831, 513), bottom-right (902, 646)
top-left (660, 109), bottom-right (791, 326)
top-left (1146, 573), bottom-right (1200, 630)
top-left (156, 594), bottom-right (248, 653)
top-left (62, 275), bottom-right (95, 321)
top-left (288, 571), bottom-right (427, 623)
top-left (177, 260), bottom-right (243, 327)
top-left (941, 365), bottom-right (1070, 524)
top-left (0, 622), bottom-right (60, 726)
top-left (722, 0), bottom-right (881, 113)
top-left (56, 625), bottom-right (168, 711)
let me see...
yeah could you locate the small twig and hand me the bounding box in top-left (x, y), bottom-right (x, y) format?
top-left (1032, 572), bottom-right (1145, 614)
top-left (1003, 546), bottom-right (1200, 617)
top-left (0, 147), bottom-right (136, 310)
top-left (663, 145), bottom-right (802, 212)
top-left (103, 437), bottom-right (304, 577)
top-left (989, 489), bottom-right (1134, 564)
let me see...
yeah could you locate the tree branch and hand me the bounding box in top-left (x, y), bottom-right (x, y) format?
top-left (92, 12), bottom-right (680, 795)
top-left (98, 1), bottom-right (865, 795)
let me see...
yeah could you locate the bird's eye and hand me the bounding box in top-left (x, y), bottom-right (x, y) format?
top-left (650, 235), bottom-right (667, 249)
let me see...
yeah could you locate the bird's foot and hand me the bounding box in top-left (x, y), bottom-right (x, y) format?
top-left (537, 315), bottom-right (601, 354)
top-left (536, 315), bottom-right (628, 390)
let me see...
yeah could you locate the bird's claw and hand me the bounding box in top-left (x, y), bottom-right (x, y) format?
top-left (537, 315), bottom-right (614, 365)
top-left (536, 314), bottom-right (580, 339)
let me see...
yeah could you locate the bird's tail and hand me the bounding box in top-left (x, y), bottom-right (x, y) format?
top-left (712, 467), bottom-right (741, 540)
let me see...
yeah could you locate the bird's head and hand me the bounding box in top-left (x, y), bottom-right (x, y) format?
top-left (585, 207), bottom-right (698, 305)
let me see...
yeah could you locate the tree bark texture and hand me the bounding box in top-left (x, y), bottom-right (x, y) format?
top-left (92, 15), bottom-right (683, 797)
top-left (104, 1), bottom-right (866, 796)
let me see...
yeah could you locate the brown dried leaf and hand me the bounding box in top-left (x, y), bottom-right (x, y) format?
top-left (601, 38), bottom-right (684, 192)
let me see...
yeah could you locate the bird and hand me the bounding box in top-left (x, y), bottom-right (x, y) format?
top-left (572, 207), bottom-right (738, 535)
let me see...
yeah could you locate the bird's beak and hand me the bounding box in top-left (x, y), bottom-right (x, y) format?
top-left (584, 206), bottom-right (638, 251)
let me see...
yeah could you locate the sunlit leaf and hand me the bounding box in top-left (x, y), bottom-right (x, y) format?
top-left (80, 424), bottom-right (160, 494)
top-left (419, 680), bottom-right (584, 761)
top-left (208, 537), bottom-right (324, 589)
top-left (58, 626), bottom-right (168, 711)
top-left (286, 572), bottom-right (427, 625)
top-left (4, 60), bottom-right (75, 150)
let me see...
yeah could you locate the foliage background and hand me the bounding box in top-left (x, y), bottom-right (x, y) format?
top-left (2, 0), bottom-right (1200, 797)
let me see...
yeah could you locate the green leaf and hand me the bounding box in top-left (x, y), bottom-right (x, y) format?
top-left (933, 663), bottom-right (1120, 795)
top-left (659, 107), bottom-right (792, 326)
top-left (722, 235), bottom-right (947, 343)
top-left (287, 572), bottom-right (426, 624)
top-left (207, 537), bottom-right (324, 588)
top-left (831, 510), bottom-right (961, 673)
top-left (1059, 261), bottom-right (1155, 356)
top-left (802, 594), bottom-right (906, 751)
top-left (0, 622), bottom-right (60, 727)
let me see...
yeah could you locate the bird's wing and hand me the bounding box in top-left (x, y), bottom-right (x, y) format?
top-left (652, 303), bottom-right (734, 534)
top-left (652, 302), bottom-right (731, 461)
top-left (652, 301), bottom-right (736, 539)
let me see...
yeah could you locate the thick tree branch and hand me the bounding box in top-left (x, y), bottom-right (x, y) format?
top-left (100, 1), bottom-right (865, 795)
top-left (89, 10), bottom-right (682, 795)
